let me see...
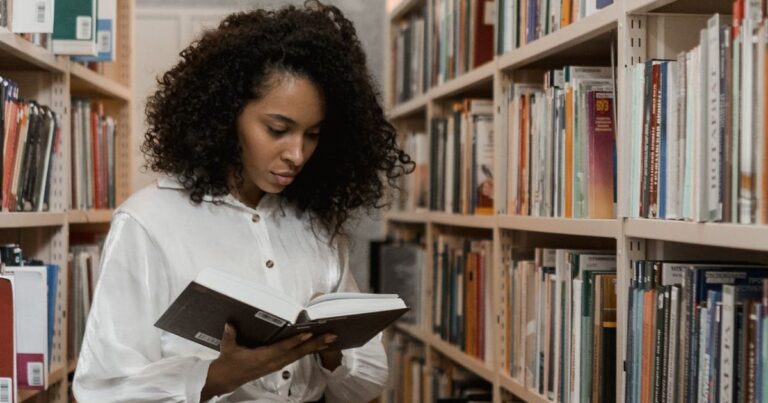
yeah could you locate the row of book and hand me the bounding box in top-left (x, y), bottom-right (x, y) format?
top-left (496, 0), bottom-right (614, 55)
top-left (0, 240), bottom-right (103, 403)
top-left (500, 66), bottom-right (616, 219)
top-left (376, 240), bottom-right (426, 326)
top-left (399, 130), bottom-right (429, 212)
top-left (1, 77), bottom-right (60, 212)
top-left (624, 11), bottom-right (768, 224)
top-left (504, 247), bottom-right (616, 403)
top-left (432, 235), bottom-right (493, 362)
top-left (625, 261), bottom-right (768, 403)
top-left (71, 98), bottom-right (117, 211)
top-left (430, 0), bottom-right (495, 86)
top-left (429, 99), bottom-right (494, 215)
top-left (386, 334), bottom-right (495, 403)
top-left (394, 11), bottom-right (428, 104)
top-left (1, 0), bottom-right (117, 60)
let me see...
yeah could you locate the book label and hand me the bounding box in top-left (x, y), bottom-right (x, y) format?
top-left (0, 378), bottom-right (11, 403)
top-left (194, 332), bottom-right (220, 347)
top-left (27, 363), bottom-right (43, 387)
top-left (76, 16), bottom-right (92, 40)
top-left (255, 311), bottom-right (286, 327)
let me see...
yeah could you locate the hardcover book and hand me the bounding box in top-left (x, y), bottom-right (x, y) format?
top-left (155, 268), bottom-right (409, 351)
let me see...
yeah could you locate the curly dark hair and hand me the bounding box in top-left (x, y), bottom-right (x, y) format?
top-left (142, 0), bottom-right (412, 240)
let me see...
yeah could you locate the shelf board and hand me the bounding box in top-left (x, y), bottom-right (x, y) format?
top-left (387, 93), bottom-right (428, 120)
top-left (624, 219), bottom-right (768, 252)
top-left (431, 61), bottom-right (495, 101)
top-left (70, 63), bottom-right (131, 101)
top-left (498, 4), bottom-right (620, 71)
top-left (0, 29), bottom-right (67, 73)
top-left (498, 215), bottom-right (619, 238)
top-left (68, 209), bottom-right (114, 224)
top-left (390, 0), bottom-right (424, 21)
top-left (0, 212), bottom-right (66, 228)
top-left (428, 333), bottom-right (496, 382)
top-left (498, 374), bottom-right (551, 403)
top-left (18, 364), bottom-right (68, 402)
top-left (429, 212), bottom-right (496, 229)
top-left (394, 321), bottom-right (430, 341)
top-left (627, 0), bottom-right (732, 15)
top-left (385, 210), bottom-right (429, 224)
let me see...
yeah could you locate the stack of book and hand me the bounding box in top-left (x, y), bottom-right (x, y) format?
top-left (432, 234), bottom-right (493, 362)
top-left (623, 11), bottom-right (768, 224)
top-left (503, 247), bottom-right (616, 403)
top-left (501, 66), bottom-right (616, 219)
top-left (67, 241), bottom-right (104, 363)
top-left (70, 98), bottom-right (117, 210)
top-left (393, 9), bottom-right (429, 104)
top-left (1, 78), bottom-right (60, 212)
top-left (400, 130), bottom-right (429, 211)
top-left (430, 98), bottom-right (494, 215)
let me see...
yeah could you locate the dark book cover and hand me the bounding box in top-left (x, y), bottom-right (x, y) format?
top-left (155, 281), bottom-right (408, 351)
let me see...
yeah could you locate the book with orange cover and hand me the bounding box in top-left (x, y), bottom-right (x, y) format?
top-left (561, 0), bottom-right (572, 28)
top-left (0, 275), bottom-right (16, 403)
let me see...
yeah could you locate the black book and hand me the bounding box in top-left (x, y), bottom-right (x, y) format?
top-left (155, 268), bottom-right (408, 351)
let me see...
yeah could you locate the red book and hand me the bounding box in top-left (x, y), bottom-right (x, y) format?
top-left (0, 276), bottom-right (16, 403)
top-left (471, 0), bottom-right (495, 68)
top-left (587, 90), bottom-right (616, 218)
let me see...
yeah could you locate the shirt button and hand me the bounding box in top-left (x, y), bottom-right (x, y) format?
top-left (282, 370), bottom-right (291, 380)
top-left (266, 260), bottom-right (274, 268)
top-left (251, 214), bottom-right (260, 223)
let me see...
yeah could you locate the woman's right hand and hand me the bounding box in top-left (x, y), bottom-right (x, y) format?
top-left (201, 323), bottom-right (337, 400)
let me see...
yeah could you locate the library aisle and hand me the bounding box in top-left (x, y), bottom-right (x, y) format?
top-left (381, 0), bottom-right (768, 402)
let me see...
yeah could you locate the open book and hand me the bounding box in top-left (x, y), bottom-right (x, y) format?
top-left (155, 268), bottom-right (408, 351)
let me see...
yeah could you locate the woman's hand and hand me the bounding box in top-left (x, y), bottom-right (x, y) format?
top-left (201, 323), bottom-right (336, 400)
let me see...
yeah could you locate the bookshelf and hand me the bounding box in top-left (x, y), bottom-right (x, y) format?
top-left (0, 1), bottom-right (134, 402)
top-left (385, 0), bottom-right (768, 402)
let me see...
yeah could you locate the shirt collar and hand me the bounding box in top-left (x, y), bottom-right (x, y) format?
top-left (156, 175), bottom-right (286, 216)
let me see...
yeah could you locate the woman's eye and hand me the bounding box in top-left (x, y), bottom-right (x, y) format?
top-left (268, 127), bottom-right (288, 136)
top-left (306, 131), bottom-right (320, 140)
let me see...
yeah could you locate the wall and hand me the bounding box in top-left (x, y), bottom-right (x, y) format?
top-left (133, 0), bottom-right (388, 290)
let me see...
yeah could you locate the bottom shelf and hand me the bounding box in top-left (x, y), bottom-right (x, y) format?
top-left (18, 364), bottom-right (70, 402)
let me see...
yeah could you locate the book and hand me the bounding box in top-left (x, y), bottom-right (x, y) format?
top-left (155, 268), bottom-right (409, 351)
top-left (0, 275), bottom-right (15, 403)
top-left (10, 0), bottom-right (54, 33)
top-left (52, 0), bottom-right (97, 55)
top-left (72, 0), bottom-right (117, 62)
top-left (5, 266), bottom-right (48, 390)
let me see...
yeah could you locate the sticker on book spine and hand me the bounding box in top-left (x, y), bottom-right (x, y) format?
top-left (255, 311), bottom-right (286, 327)
top-left (28, 362), bottom-right (43, 386)
top-left (76, 16), bottom-right (92, 40)
top-left (36, 2), bottom-right (47, 24)
top-left (194, 332), bottom-right (220, 347)
top-left (0, 378), bottom-right (12, 403)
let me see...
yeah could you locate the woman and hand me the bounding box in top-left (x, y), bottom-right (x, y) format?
top-left (73, 2), bottom-right (412, 402)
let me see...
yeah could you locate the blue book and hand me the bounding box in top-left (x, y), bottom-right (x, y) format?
top-left (45, 264), bottom-right (59, 370)
top-left (596, 0), bottom-right (614, 9)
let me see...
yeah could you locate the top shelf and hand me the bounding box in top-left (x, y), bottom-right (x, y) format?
top-left (70, 63), bottom-right (132, 101)
top-left (0, 29), bottom-right (67, 73)
top-left (389, 0), bottom-right (424, 22)
top-left (0, 30), bottom-right (129, 101)
top-left (627, 0), bottom-right (733, 15)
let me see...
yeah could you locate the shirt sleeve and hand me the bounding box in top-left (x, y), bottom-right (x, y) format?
top-left (72, 212), bottom-right (213, 403)
top-left (312, 236), bottom-right (389, 403)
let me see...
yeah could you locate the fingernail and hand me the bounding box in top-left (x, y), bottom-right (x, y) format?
top-left (300, 333), bottom-right (312, 341)
top-left (324, 334), bottom-right (337, 344)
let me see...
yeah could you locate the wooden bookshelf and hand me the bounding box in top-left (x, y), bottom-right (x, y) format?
top-left (1, 2), bottom-right (135, 402)
top-left (384, 0), bottom-right (768, 402)
top-left (0, 212), bottom-right (67, 228)
top-left (387, 92), bottom-right (428, 120)
top-left (70, 63), bottom-right (132, 101)
top-left (497, 216), bottom-right (619, 238)
top-left (67, 209), bottom-right (115, 225)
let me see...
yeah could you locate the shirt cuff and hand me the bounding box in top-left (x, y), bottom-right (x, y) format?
top-left (315, 351), bottom-right (354, 383)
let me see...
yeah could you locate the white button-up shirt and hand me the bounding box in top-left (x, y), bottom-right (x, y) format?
top-left (72, 177), bottom-right (388, 402)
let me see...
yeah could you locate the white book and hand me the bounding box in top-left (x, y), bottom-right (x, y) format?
top-left (683, 49), bottom-right (697, 220)
top-left (732, 32), bottom-right (742, 222)
top-left (706, 16), bottom-right (725, 222)
top-left (698, 305), bottom-right (710, 403)
top-left (739, 18), bottom-right (756, 223)
top-left (666, 61), bottom-right (680, 219)
top-left (666, 286), bottom-right (681, 402)
top-left (11, 0), bottom-right (54, 33)
top-left (5, 267), bottom-right (49, 390)
top-left (571, 279), bottom-right (583, 402)
top-left (720, 285), bottom-right (737, 403)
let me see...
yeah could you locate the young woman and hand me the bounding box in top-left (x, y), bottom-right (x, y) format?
top-left (72, 2), bottom-right (412, 402)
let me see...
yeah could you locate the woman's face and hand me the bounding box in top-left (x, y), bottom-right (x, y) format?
top-left (236, 72), bottom-right (325, 202)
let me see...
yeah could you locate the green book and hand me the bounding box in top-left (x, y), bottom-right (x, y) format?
top-left (52, 0), bottom-right (97, 55)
